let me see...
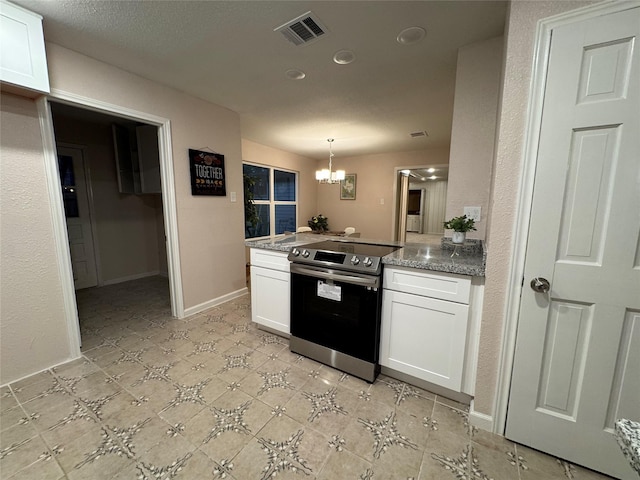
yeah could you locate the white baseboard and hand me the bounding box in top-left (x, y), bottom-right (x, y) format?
top-left (101, 271), bottom-right (160, 286)
top-left (1, 353), bottom-right (83, 388)
top-left (182, 287), bottom-right (249, 318)
top-left (469, 401), bottom-right (494, 433)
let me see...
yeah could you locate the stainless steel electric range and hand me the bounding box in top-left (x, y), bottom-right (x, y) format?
top-left (288, 240), bottom-right (401, 382)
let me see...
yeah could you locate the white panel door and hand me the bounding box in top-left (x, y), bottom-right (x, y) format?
top-left (57, 147), bottom-right (98, 290)
top-left (506, 7), bottom-right (639, 479)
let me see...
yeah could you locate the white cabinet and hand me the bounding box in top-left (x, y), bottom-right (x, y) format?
top-left (406, 215), bottom-right (422, 233)
top-left (381, 266), bottom-right (472, 392)
top-left (0, 1), bottom-right (50, 94)
top-left (250, 249), bottom-right (290, 335)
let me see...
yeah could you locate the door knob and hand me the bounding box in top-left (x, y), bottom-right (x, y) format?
top-left (530, 277), bottom-right (550, 293)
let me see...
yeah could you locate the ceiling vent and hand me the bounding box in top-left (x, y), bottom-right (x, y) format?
top-left (275, 12), bottom-right (327, 46)
top-left (410, 131), bottom-right (429, 138)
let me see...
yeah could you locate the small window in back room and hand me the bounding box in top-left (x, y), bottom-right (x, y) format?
top-left (243, 163), bottom-right (297, 239)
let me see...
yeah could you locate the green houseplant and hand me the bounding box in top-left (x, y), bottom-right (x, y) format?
top-left (243, 174), bottom-right (260, 237)
top-left (443, 214), bottom-right (476, 244)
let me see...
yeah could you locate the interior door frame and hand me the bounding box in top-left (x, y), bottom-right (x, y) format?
top-left (492, 0), bottom-right (640, 435)
top-left (37, 89), bottom-right (185, 357)
top-left (57, 143), bottom-right (103, 287)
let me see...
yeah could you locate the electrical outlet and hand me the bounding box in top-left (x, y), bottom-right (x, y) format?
top-left (464, 206), bottom-right (481, 222)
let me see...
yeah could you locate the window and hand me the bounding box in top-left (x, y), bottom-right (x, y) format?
top-left (243, 163), bottom-right (297, 238)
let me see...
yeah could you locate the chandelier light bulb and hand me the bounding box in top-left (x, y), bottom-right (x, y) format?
top-left (316, 139), bottom-right (344, 184)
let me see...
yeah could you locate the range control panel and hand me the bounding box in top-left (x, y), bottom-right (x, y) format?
top-left (287, 240), bottom-right (401, 275)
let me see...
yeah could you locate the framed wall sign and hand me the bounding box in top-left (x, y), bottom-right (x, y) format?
top-left (340, 174), bottom-right (356, 200)
top-left (189, 149), bottom-right (226, 196)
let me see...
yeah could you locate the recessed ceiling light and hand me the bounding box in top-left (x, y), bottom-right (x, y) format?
top-left (397, 26), bottom-right (426, 45)
top-left (429, 175), bottom-right (437, 180)
top-left (285, 69), bottom-right (306, 80)
top-left (427, 168), bottom-right (435, 173)
top-left (333, 50), bottom-right (356, 65)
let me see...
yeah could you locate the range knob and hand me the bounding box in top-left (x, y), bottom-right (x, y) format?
top-left (350, 255), bottom-right (360, 265)
top-left (291, 248), bottom-right (300, 257)
top-left (302, 250), bottom-right (310, 258)
top-left (363, 257), bottom-right (373, 267)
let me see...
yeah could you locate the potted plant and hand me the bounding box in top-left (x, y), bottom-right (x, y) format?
top-left (308, 214), bottom-right (329, 232)
top-left (243, 174), bottom-right (261, 237)
top-left (443, 214), bottom-right (476, 244)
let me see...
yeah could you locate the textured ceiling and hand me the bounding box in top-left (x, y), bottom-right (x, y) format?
top-left (15, 0), bottom-right (507, 160)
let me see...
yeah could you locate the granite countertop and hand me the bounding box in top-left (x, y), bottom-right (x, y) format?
top-left (615, 419), bottom-right (640, 475)
top-left (246, 234), bottom-right (486, 277)
top-left (384, 238), bottom-right (486, 277)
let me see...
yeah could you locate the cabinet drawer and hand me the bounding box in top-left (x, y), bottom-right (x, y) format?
top-left (250, 248), bottom-right (290, 273)
top-left (383, 266), bottom-right (470, 304)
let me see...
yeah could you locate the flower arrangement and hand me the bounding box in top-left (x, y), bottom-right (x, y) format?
top-left (308, 214), bottom-right (329, 232)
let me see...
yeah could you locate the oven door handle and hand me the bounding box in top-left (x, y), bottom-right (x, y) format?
top-left (290, 264), bottom-right (380, 288)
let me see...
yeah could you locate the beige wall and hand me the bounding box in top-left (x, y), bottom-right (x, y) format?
top-left (473, 0), bottom-right (596, 416)
top-left (1, 43), bottom-right (247, 384)
top-left (1, 93), bottom-right (73, 384)
top-left (53, 113), bottom-right (166, 283)
top-left (316, 148), bottom-right (450, 240)
top-left (45, 43), bottom-right (246, 311)
top-left (445, 36), bottom-right (504, 240)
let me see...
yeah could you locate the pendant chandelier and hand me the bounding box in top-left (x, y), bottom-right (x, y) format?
top-left (316, 138), bottom-right (345, 184)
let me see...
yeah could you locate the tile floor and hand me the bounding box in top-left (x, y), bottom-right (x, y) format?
top-left (0, 276), bottom-right (614, 479)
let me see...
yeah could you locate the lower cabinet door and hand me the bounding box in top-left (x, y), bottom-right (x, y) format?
top-left (380, 289), bottom-right (469, 391)
top-left (250, 265), bottom-right (290, 334)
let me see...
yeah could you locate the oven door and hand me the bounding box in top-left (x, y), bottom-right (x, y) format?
top-left (290, 263), bottom-right (382, 363)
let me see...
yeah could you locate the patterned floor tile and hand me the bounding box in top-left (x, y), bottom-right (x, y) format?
top-left (0, 434), bottom-right (62, 479)
top-left (284, 378), bottom-right (361, 437)
top-left (0, 276), bottom-right (616, 480)
top-left (0, 387), bottom-right (18, 414)
top-left (232, 414), bottom-right (329, 480)
top-left (341, 399), bottom-right (425, 463)
top-left (317, 449), bottom-right (373, 479)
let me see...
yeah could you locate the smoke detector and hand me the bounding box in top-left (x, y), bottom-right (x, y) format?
top-left (275, 11), bottom-right (328, 46)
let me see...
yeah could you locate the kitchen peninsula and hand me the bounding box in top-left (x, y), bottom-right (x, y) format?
top-left (246, 233), bottom-right (486, 400)
top-left (246, 233), bottom-right (486, 276)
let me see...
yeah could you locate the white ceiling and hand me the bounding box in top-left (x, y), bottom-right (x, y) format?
top-left (15, 0), bottom-right (507, 160)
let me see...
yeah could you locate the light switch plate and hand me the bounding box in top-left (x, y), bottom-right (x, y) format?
top-left (230, 192), bottom-right (237, 202)
top-left (464, 206), bottom-right (481, 222)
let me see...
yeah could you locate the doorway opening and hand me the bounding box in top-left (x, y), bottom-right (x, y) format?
top-left (46, 99), bottom-right (181, 349)
top-left (393, 165), bottom-right (448, 243)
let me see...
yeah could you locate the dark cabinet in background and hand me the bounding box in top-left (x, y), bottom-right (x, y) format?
top-left (112, 124), bottom-right (161, 194)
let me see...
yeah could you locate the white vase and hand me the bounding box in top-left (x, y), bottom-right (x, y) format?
top-left (452, 231), bottom-right (466, 244)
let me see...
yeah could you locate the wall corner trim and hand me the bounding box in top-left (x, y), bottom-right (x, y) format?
top-left (469, 401), bottom-right (494, 432)
top-left (36, 96), bottom-right (82, 358)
